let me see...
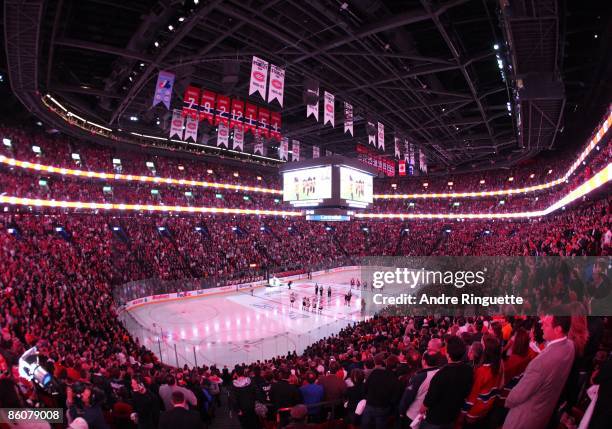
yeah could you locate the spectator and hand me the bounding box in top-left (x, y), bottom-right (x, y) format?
top-left (299, 371), bottom-right (324, 422)
top-left (158, 391), bottom-right (203, 429)
top-left (229, 367), bottom-right (260, 429)
top-left (398, 351), bottom-right (441, 427)
top-left (361, 355), bottom-right (402, 429)
top-left (503, 316), bottom-right (575, 429)
top-left (422, 336), bottom-right (473, 429)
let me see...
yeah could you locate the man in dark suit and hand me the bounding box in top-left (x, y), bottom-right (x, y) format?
top-left (158, 390), bottom-right (203, 429)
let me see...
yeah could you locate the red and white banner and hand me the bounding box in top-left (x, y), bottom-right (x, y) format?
top-left (217, 122), bottom-right (229, 148)
top-left (170, 109), bottom-right (184, 139)
top-left (184, 115), bottom-right (198, 142)
top-left (312, 146), bottom-right (320, 159)
top-left (394, 136), bottom-right (401, 159)
top-left (245, 103), bottom-right (258, 135)
top-left (356, 144), bottom-right (395, 177)
top-left (344, 102), bottom-right (353, 136)
top-left (182, 86), bottom-right (200, 119)
top-left (398, 160), bottom-right (406, 176)
top-left (324, 91), bottom-right (335, 127)
top-left (267, 64), bottom-right (285, 106)
top-left (254, 134), bottom-right (264, 155)
top-left (292, 140), bottom-right (300, 161)
top-left (279, 137), bottom-right (289, 160)
top-left (233, 126), bottom-right (244, 151)
top-left (249, 56), bottom-right (268, 100)
top-left (257, 107), bottom-right (270, 138)
top-left (199, 90), bottom-right (216, 125)
top-left (215, 94), bottom-right (231, 126)
top-left (269, 111), bottom-right (281, 141)
top-left (306, 87), bottom-right (319, 121)
top-left (230, 99), bottom-right (244, 130)
top-left (377, 122), bottom-right (385, 150)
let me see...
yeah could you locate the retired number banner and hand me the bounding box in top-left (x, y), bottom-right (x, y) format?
top-left (182, 86), bottom-right (200, 119)
top-left (199, 90), bottom-right (216, 125)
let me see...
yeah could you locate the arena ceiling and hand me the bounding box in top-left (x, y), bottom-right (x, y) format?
top-left (2, 0), bottom-right (611, 172)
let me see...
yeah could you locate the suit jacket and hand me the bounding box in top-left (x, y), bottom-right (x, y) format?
top-left (503, 338), bottom-right (575, 429)
top-left (158, 407), bottom-right (203, 429)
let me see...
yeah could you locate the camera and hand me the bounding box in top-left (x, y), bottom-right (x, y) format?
top-left (18, 347), bottom-right (53, 390)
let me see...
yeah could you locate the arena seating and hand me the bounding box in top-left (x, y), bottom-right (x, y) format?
top-left (0, 125), bottom-right (610, 429)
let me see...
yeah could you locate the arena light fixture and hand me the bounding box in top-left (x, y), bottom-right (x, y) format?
top-left (0, 155), bottom-right (282, 195)
top-left (354, 163), bottom-right (611, 220)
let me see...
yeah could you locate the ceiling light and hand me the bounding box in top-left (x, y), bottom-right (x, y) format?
top-left (178, 17), bottom-right (185, 22)
top-left (129, 116), bottom-right (138, 121)
top-left (168, 25), bottom-right (174, 31)
top-left (493, 44), bottom-right (499, 50)
top-left (154, 41), bottom-right (159, 48)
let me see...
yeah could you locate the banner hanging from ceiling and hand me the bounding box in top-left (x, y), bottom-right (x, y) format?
top-left (312, 146), bottom-right (320, 159)
top-left (217, 122), bottom-right (229, 148)
top-left (254, 134), bottom-right (264, 155)
top-left (182, 86), bottom-right (200, 119)
top-left (306, 86), bottom-right (319, 121)
top-left (324, 91), bottom-right (335, 127)
top-left (394, 136), bottom-right (401, 159)
top-left (184, 115), bottom-right (198, 142)
top-left (279, 137), bottom-right (289, 160)
top-left (152, 70), bottom-right (175, 109)
top-left (257, 107), bottom-right (270, 138)
top-left (230, 99), bottom-right (244, 130)
top-left (169, 109), bottom-right (184, 139)
top-left (270, 111), bottom-right (282, 141)
top-left (344, 102), bottom-right (353, 136)
top-left (249, 56), bottom-right (269, 100)
top-left (199, 90), bottom-right (216, 125)
top-left (215, 94), bottom-right (230, 126)
top-left (377, 122), bottom-right (385, 150)
top-left (233, 126), bottom-right (244, 151)
top-left (292, 140), bottom-right (300, 161)
top-left (244, 103), bottom-right (258, 135)
top-left (267, 64), bottom-right (285, 106)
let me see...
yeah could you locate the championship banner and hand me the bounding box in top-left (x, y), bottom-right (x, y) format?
top-left (184, 115), bottom-right (198, 142)
top-left (367, 121), bottom-right (376, 146)
top-left (182, 86), bottom-right (200, 119)
top-left (267, 64), bottom-right (285, 106)
top-left (419, 149), bottom-right (427, 173)
top-left (152, 70), bottom-right (175, 109)
top-left (324, 91), bottom-right (335, 127)
top-left (394, 136), bottom-right (401, 159)
top-left (254, 134), bottom-right (264, 155)
top-left (199, 90), bottom-right (216, 125)
top-left (279, 137), bottom-right (289, 160)
top-left (269, 111), bottom-right (281, 141)
top-left (230, 99), bottom-right (244, 130)
top-left (257, 107), bottom-right (270, 138)
top-left (312, 146), bottom-right (320, 159)
top-left (377, 122), bottom-right (385, 150)
top-left (344, 102), bottom-right (353, 136)
top-left (249, 56), bottom-right (269, 100)
top-left (233, 126), bottom-right (244, 151)
top-left (215, 94), bottom-right (231, 126)
top-left (292, 140), bottom-right (300, 161)
top-left (306, 87), bottom-right (319, 121)
top-left (169, 109), bottom-right (184, 139)
top-left (217, 122), bottom-right (229, 148)
top-left (245, 103), bottom-right (258, 134)
top-left (398, 160), bottom-right (406, 176)
top-left (326, 150), bottom-right (332, 157)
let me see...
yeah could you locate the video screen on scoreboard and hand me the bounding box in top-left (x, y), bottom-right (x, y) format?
top-left (283, 166), bottom-right (332, 202)
top-left (339, 166), bottom-right (373, 204)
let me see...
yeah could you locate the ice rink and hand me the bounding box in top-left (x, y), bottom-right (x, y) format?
top-left (120, 269), bottom-right (366, 368)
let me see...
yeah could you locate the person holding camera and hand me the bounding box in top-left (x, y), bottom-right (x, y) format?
top-left (67, 382), bottom-right (109, 429)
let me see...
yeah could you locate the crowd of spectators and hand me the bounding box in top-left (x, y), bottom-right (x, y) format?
top-left (0, 125), bottom-right (610, 429)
